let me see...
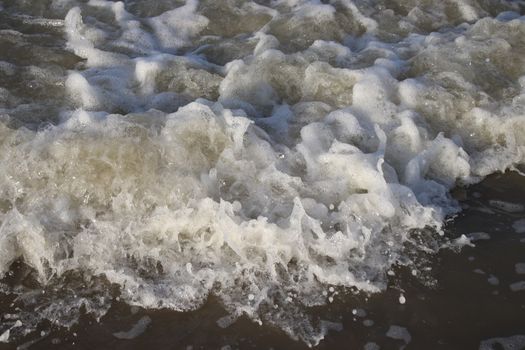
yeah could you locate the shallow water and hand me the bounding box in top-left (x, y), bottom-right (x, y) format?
top-left (1, 171), bottom-right (525, 349)
top-left (0, 0), bottom-right (524, 348)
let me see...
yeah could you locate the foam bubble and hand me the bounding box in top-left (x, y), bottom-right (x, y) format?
top-left (386, 325), bottom-right (411, 344)
top-left (515, 263), bottom-right (525, 275)
top-left (480, 335), bottom-right (525, 350)
top-left (113, 316), bottom-right (152, 340)
top-left (364, 342), bottom-right (380, 350)
top-left (0, 329), bottom-right (9, 343)
top-left (467, 232), bottom-right (490, 241)
top-left (513, 219), bottom-right (525, 234)
top-left (509, 281), bottom-right (525, 292)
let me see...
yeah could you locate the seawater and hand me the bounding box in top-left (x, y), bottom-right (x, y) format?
top-left (0, 0), bottom-right (524, 348)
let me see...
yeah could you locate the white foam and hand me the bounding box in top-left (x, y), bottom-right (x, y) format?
top-left (513, 219), bottom-right (525, 234)
top-left (364, 342), bottom-right (380, 350)
top-left (480, 335), bottom-right (525, 350)
top-left (113, 316), bottom-right (152, 340)
top-left (510, 281), bottom-right (525, 292)
top-left (386, 325), bottom-right (411, 345)
top-left (147, 0), bottom-right (208, 51)
top-left (1, 0), bottom-right (525, 346)
top-left (0, 329), bottom-right (9, 343)
top-left (487, 275), bottom-right (499, 286)
top-left (467, 232), bottom-right (490, 241)
top-left (489, 200), bottom-right (524, 213)
top-left (363, 319), bottom-right (374, 327)
top-left (516, 263), bottom-right (525, 275)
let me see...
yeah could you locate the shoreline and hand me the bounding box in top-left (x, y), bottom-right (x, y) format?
top-left (1, 171), bottom-right (524, 350)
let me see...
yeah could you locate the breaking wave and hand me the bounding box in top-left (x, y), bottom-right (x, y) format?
top-left (0, 0), bottom-right (524, 345)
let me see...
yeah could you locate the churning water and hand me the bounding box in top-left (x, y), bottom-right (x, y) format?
top-left (0, 0), bottom-right (524, 348)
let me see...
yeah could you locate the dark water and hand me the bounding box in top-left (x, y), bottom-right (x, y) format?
top-left (0, 171), bottom-right (524, 350)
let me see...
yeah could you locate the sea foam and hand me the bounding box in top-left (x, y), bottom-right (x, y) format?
top-left (0, 0), bottom-right (524, 345)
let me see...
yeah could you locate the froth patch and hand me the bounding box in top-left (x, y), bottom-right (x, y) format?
top-left (513, 219), bottom-right (525, 233)
top-left (0, 98), bottom-right (455, 344)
